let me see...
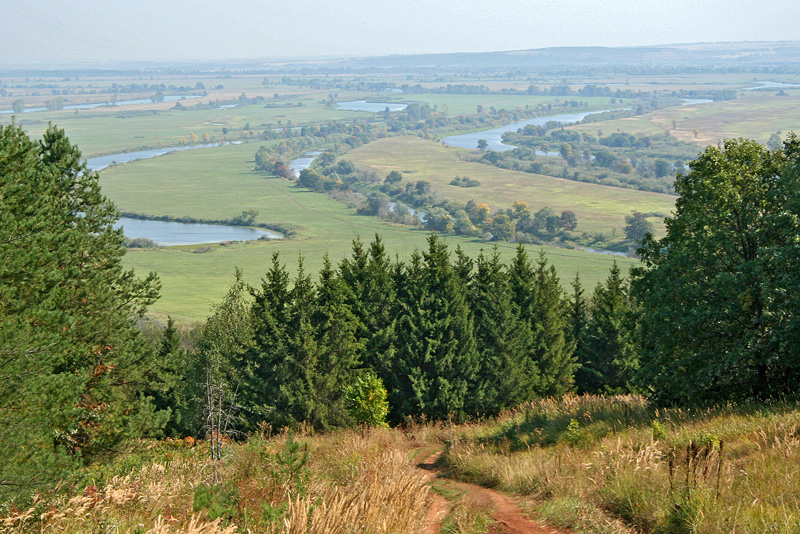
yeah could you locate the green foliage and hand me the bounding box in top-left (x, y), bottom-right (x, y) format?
top-left (345, 371), bottom-right (390, 427)
top-left (274, 432), bottom-right (309, 496)
top-left (192, 482), bottom-right (239, 522)
top-left (634, 135), bottom-right (800, 403)
top-left (624, 211), bottom-right (654, 243)
top-left (0, 123), bottom-right (162, 501)
top-left (392, 235), bottom-right (479, 422)
top-left (576, 263), bottom-right (639, 394)
top-left (469, 248), bottom-right (540, 413)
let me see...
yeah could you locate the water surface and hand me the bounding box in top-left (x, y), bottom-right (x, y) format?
top-left (116, 217), bottom-right (282, 246)
top-left (336, 101), bottom-right (407, 112)
top-left (443, 109), bottom-right (620, 152)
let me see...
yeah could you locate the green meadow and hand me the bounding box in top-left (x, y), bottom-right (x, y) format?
top-left (569, 90), bottom-right (800, 146)
top-left (100, 142), bottom-right (637, 321)
top-left (345, 136), bottom-right (676, 234)
top-left (10, 97), bottom-right (368, 157)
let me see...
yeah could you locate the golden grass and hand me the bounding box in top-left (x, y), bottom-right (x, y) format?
top-left (442, 395), bottom-right (800, 534)
top-left (0, 429), bottom-right (432, 534)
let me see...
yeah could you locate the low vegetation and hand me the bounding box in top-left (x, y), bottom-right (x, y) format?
top-left (441, 394), bottom-right (800, 534)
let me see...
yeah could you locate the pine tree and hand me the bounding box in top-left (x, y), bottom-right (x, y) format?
top-left (0, 124), bottom-right (161, 498)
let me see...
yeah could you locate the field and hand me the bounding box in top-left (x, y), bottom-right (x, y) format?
top-left (101, 143), bottom-right (636, 321)
top-left (569, 90), bottom-right (800, 146)
top-left (345, 136), bottom-right (676, 234)
top-left (10, 71), bottom-right (798, 321)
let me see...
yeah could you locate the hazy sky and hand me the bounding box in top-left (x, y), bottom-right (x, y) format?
top-left (3, 0), bottom-right (799, 67)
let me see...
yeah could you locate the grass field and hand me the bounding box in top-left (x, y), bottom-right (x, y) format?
top-left (102, 143), bottom-right (636, 321)
top-left (569, 90), bottom-right (800, 146)
top-left (9, 97), bottom-right (369, 157)
top-left (345, 136), bottom-right (676, 234)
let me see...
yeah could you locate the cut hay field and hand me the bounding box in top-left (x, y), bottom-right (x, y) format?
top-left (102, 143), bottom-right (635, 321)
top-left (346, 136), bottom-right (676, 235)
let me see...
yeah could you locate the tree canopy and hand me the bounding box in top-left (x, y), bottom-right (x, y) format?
top-left (634, 136), bottom-right (800, 404)
top-left (0, 124), bottom-right (161, 497)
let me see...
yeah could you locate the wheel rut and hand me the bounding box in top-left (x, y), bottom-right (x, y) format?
top-left (416, 448), bottom-right (567, 534)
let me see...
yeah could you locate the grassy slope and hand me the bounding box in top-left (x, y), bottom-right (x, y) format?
top-left (346, 136), bottom-right (676, 236)
top-left (442, 395), bottom-right (800, 534)
top-left (6, 398), bottom-right (798, 534)
top-left (103, 143), bottom-right (633, 321)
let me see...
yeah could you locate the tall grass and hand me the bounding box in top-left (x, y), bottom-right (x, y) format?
top-left (0, 428), bottom-right (432, 534)
top-left (442, 394), bottom-right (800, 534)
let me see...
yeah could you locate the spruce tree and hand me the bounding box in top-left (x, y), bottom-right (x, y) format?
top-left (250, 253), bottom-right (292, 429)
top-left (531, 252), bottom-right (577, 396)
top-left (470, 249), bottom-right (539, 414)
top-left (310, 257), bottom-right (363, 428)
top-left (580, 263), bottom-right (639, 394)
top-left (392, 236), bottom-right (478, 421)
top-left (338, 236), bottom-right (397, 380)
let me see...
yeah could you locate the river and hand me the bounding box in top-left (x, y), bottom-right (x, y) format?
top-left (1, 94), bottom-right (202, 114)
top-left (86, 142), bottom-right (242, 171)
top-left (442, 109), bottom-right (620, 152)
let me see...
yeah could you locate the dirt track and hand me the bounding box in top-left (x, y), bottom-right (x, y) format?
top-left (417, 449), bottom-right (566, 534)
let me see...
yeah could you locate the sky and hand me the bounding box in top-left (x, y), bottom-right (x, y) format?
top-left (3, 0), bottom-right (799, 67)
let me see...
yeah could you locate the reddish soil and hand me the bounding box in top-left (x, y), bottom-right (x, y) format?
top-left (417, 449), bottom-right (566, 534)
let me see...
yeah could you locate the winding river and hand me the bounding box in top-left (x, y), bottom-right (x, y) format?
top-left (443, 109), bottom-right (621, 152)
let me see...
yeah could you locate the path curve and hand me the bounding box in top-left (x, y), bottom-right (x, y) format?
top-left (417, 449), bottom-right (566, 534)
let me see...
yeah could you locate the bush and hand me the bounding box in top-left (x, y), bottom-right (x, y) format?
top-left (345, 371), bottom-right (389, 427)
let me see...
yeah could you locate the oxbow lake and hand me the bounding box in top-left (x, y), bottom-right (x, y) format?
top-left (115, 218), bottom-right (282, 246)
top-left (336, 101), bottom-right (407, 112)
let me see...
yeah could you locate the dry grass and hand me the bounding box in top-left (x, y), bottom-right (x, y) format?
top-left (442, 395), bottom-right (800, 534)
top-left (1, 429), bottom-right (432, 534)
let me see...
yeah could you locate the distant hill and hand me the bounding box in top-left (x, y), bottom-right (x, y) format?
top-left (322, 41), bottom-right (800, 70)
